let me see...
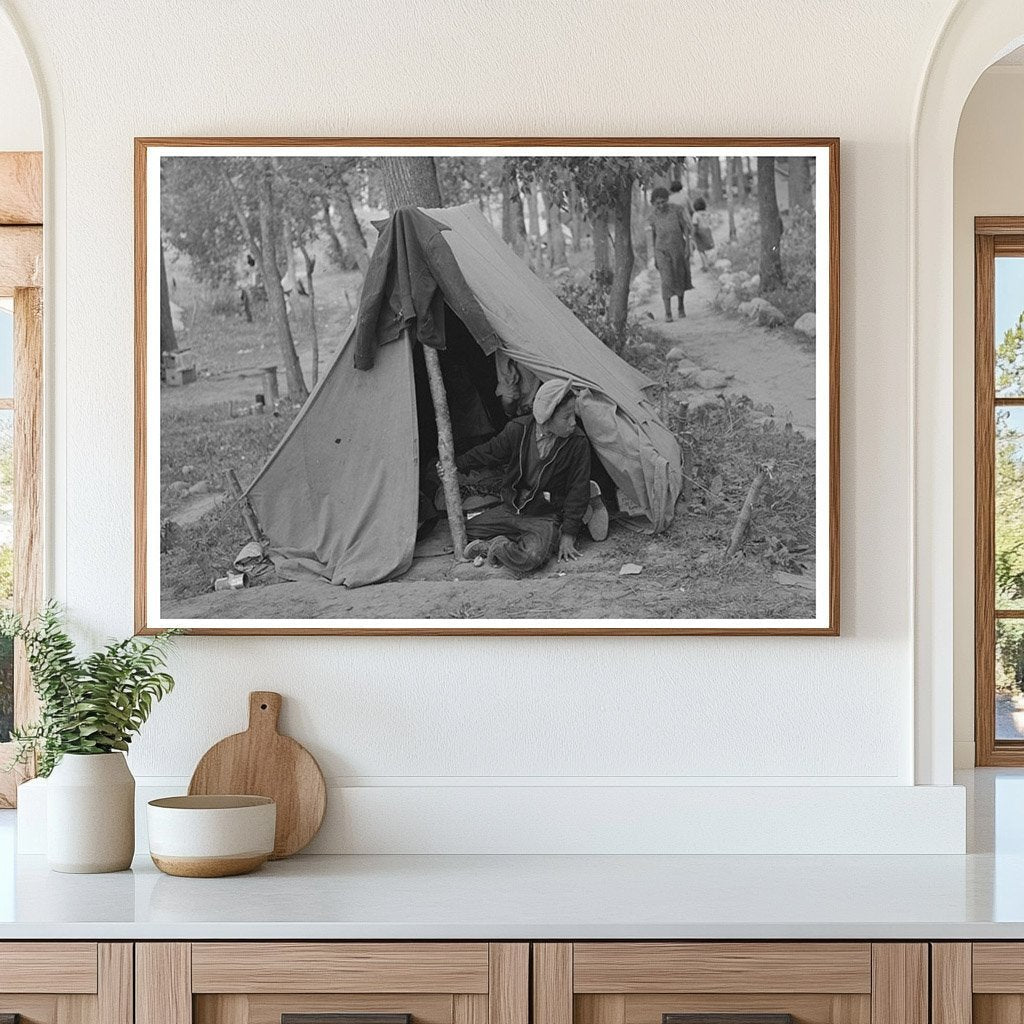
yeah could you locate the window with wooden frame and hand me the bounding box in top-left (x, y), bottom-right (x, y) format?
top-left (0, 151), bottom-right (43, 806)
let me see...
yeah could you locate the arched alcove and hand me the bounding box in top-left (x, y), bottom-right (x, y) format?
top-left (951, 51), bottom-right (1024, 768)
top-left (913, 1), bottom-right (1024, 785)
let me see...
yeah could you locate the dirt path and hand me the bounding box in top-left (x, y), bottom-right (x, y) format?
top-left (637, 261), bottom-right (817, 437)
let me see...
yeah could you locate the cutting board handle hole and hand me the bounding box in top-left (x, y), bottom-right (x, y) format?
top-left (260, 703), bottom-right (268, 710)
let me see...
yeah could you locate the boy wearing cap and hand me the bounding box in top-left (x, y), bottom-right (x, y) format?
top-left (455, 379), bottom-right (608, 574)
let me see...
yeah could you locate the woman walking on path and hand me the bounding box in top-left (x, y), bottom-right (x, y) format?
top-left (691, 195), bottom-right (715, 272)
top-left (647, 186), bottom-right (693, 321)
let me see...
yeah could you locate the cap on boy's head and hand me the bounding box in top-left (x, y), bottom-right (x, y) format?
top-left (533, 378), bottom-right (573, 424)
top-left (651, 186), bottom-right (670, 202)
top-left (669, 181), bottom-right (683, 192)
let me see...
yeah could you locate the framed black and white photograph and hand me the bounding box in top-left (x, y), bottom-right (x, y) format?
top-left (135, 138), bottom-right (838, 635)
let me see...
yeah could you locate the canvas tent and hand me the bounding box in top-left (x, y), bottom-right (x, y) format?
top-left (245, 204), bottom-right (682, 588)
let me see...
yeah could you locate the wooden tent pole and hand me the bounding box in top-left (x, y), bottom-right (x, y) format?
top-left (422, 345), bottom-right (468, 561)
top-left (225, 468), bottom-right (265, 546)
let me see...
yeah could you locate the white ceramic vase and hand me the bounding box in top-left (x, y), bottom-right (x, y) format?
top-left (46, 752), bottom-right (135, 873)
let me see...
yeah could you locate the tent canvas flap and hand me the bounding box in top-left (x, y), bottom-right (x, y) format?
top-left (247, 328), bottom-right (420, 588)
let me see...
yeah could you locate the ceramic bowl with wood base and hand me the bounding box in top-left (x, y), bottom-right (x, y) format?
top-left (147, 795), bottom-right (276, 877)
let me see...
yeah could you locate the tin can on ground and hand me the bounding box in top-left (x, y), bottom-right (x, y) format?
top-left (214, 571), bottom-right (249, 592)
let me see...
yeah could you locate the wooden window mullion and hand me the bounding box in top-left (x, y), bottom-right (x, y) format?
top-left (976, 230), bottom-right (997, 763)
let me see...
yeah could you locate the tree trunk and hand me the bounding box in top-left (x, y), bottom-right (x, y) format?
top-left (592, 209), bottom-right (611, 287)
top-left (631, 185), bottom-right (648, 265)
top-left (739, 157), bottom-right (751, 200)
top-left (697, 157), bottom-right (710, 196)
top-left (280, 211), bottom-right (298, 289)
top-left (525, 186), bottom-right (540, 243)
top-left (159, 242), bottom-right (178, 354)
top-left (379, 155), bottom-right (466, 563)
top-left (332, 185), bottom-right (370, 273)
top-left (501, 163), bottom-right (526, 258)
top-left (501, 186), bottom-right (513, 246)
top-left (543, 191), bottom-right (567, 268)
top-left (606, 180), bottom-right (635, 346)
top-left (758, 156), bottom-right (785, 293)
top-left (709, 156), bottom-right (724, 206)
top-left (726, 159), bottom-right (737, 242)
top-left (299, 244), bottom-right (319, 387)
top-left (569, 179), bottom-right (584, 252)
top-left (788, 156), bottom-right (812, 212)
top-left (258, 170), bottom-right (308, 403)
top-left (320, 198), bottom-right (355, 270)
top-left (381, 156), bottom-right (442, 209)
top-left (513, 187), bottom-right (527, 258)
top-left (222, 164), bottom-right (308, 404)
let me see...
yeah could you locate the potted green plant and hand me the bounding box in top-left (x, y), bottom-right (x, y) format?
top-left (2, 603), bottom-right (178, 873)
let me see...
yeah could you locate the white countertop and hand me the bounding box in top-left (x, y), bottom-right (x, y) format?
top-left (2, 769), bottom-right (1022, 941)
top-left (1, 849), bottom-right (1023, 940)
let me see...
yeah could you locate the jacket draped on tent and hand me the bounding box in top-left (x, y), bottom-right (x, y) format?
top-left (245, 204), bottom-right (682, 588)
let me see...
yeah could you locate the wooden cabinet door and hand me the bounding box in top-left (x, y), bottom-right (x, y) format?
top-left (937, 943), bottom-right (1024, 1024)
top-left (137, 943), bottom-right (528, 1024)
top-left (533, 944), bottom-right (928, 1024)
top-left (0, 943), bottom-right (131, 1024)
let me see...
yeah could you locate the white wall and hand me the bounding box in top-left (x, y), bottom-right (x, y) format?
top-left (0, 11), bottom-right (39, 152)
top-left (952, 66), bottom-right (1024, 767)
top-left (1, 0), bottom-right (973, 852)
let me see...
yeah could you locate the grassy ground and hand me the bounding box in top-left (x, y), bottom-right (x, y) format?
top-left (159, 237), bottom-right (817, 620)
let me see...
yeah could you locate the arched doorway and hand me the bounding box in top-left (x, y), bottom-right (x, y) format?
top-left (913, 1), bottom-right (1024, 784)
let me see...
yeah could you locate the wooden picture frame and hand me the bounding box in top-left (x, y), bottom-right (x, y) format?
top-left (135, 137), bottom-right (839, 636)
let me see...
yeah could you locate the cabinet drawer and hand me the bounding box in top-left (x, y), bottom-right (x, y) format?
top-left (139, 943), bottom-right (528, 1024)
top-left (571, 944), bottom-right (872, 994)
top-left (191, 943), bottom-right (490, 994)
top-left (0, 943), bottom-right (130, 1024)
top-left (0, 942), bottom-right (98, 994)
top-left (533, 944), bottom-right (925, 1024)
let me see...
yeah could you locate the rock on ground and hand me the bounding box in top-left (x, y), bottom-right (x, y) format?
top-left (678, 366), bottom-right (731, 390)
top-left (793, 312), bottom-right (816, 338)
top-left (739, 297), bottom-right (785, 327)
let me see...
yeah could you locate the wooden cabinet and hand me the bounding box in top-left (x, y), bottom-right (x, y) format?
top-left (932, 943), bottom-right (1024, 1024)
top-left (0, 938), bottom-right (956, 1024)
top-left (0, 942), bottom-right (132, 1024)
top-left (532, 944), bottom-right (928, 1024)
top-left (136, 944), bottom-right (528, 1024)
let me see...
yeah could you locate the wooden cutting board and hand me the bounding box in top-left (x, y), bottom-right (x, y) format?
top-left (188, 691), bottom-right (326, 859)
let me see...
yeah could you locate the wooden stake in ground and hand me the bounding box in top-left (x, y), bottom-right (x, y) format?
top-left (225, 468), bottom-right (265, 546)
top-left (726, 460), bottom-right (774, 557)
top-left (422, 345), bottom-right (468, 561)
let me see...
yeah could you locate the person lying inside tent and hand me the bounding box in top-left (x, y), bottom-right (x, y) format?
top-left (455, 379), bottom-right (609, 575)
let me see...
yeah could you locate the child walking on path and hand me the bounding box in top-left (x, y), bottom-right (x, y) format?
top-left (647, 186), bottom-right (693, 321)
